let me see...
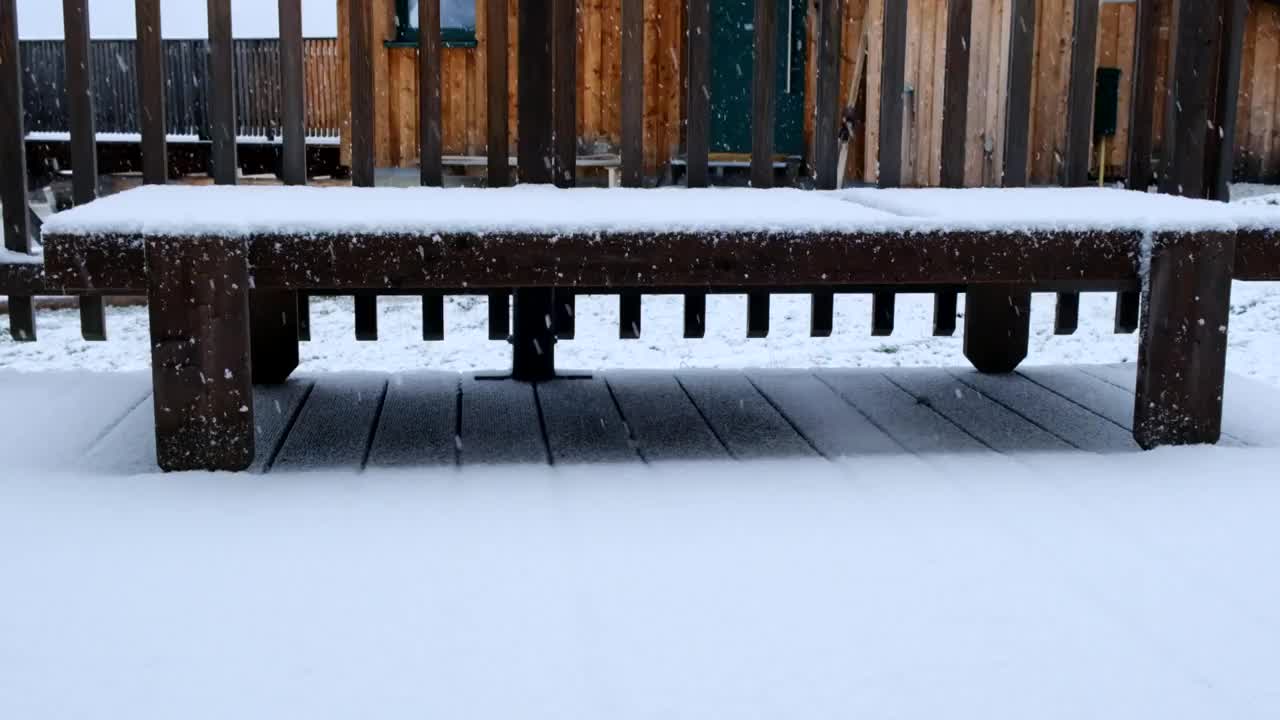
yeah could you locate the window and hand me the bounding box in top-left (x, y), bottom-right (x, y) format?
top-left (394, 0), bottom-right (478, 47)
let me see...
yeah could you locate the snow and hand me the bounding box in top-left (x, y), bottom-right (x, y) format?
top-left (840, 186), bottom-right (1246, 233)
top-left (17, 0), bottom-right (338, 40)
top-left (25, 131), bottom-right (341, 145)
top-left (0, 248), bottom-right (41, 264)
top-left (43, 185), bottom-right (1274, 239)
top-left (3, 371), bottom-right (1280, 717)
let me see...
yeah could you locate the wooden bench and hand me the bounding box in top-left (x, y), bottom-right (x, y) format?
top-left (39, 183), bottom-right (1280, 471)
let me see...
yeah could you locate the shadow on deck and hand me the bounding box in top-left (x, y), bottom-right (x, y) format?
top-left (10, 364), bottom-right (1279, 476)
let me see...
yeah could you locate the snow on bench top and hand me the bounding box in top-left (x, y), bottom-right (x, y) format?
top-left (41, 184), bottom-right (1263, 240)
top-left (0, 248), bottom-right (42, 265)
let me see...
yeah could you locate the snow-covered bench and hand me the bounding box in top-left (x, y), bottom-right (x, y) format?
top-left (39, 184), bottom-right (1279, 471)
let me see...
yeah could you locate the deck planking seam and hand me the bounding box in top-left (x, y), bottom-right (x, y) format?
top-left (946, 370), bottom-right (1088, 451)
top-left (1015, 369), bottom-right (1135, 434)
top-left (672, 374), bottom-right (736, 460)
top-left (261, 379), bottom-right (316, 474)
top-left (530, 384), bottom-right (556, 467)
top-left (803, 368), bottom-right (916, 453)
top-left (82, 389), bottom-right (153, 462)
top-left (358, 378), bottom-right (391, 472)
top-left (743, 373), bottom-right (830, 460)
top-left (875, 372), bottom-right (1001, 453)
top-left (452, 375), bottom-right (463, 467)
top-left (601, 375), bottom-right (648, 464)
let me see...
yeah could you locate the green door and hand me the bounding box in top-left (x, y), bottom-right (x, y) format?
top-left (710, 0), bottom-right (807, 155)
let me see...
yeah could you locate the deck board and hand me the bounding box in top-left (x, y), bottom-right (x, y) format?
top-left (603, 371), bottom-right (729, 462)
top-left (675, 371), bottom-right (817, 460)
top-left (271, 373), bottom-right (387, 472)
top-left (536, 377), bottom-right (638, 465)
top-left (746, 370), bottom-right (903, 457)
top-left (367, 372), bottom-right (458, 468)
top-left (816, 369), bottom-right (990, 454)
top-left (459, 375), bottom-right (547, 465)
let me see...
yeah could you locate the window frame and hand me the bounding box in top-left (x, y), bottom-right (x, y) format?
top-left (391, 0), bottom-right (478, 48)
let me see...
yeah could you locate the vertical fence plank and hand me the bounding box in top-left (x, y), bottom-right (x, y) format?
top-left (621, 0), bottom-right (644, 187)
top-left (878, 0), bottom-right (908, 187)
top-left (747, 292), bottom-right (770, 338)
top-left (135, 0), bottom-right (167, 184)
top-left (1002, 0), bottom-right (1035, 187)
top-left (1160, 0), bottom-right (1216, 198)
top-left (940, 0), bottom-right (972, 188)
top-left (552, 0), bottom-right (576, 188)
top-left (620, 292), bottom-right (642, 339)
top-left (814, 0), bottom-right (843, 189)
top-left (488, 291), bottom-right (510, 340)
top-left (871, 291), bottom-right (895, 336)
top-left (486, 0), bottom-right (510, 186)
top-left (355, 294), bottom-right (378, 340)
top-left (349, 0), bottom-right (375, 187)
top-left (422, 293), bottom-right (445, 341)
top-left (751, 0), bottom-right (777, 188)
top-left (280, 0), bottom-right (307, 185)
top-left (1127, 0), bottom-right (1160, 190)
top-left (810, 291), bottom-right (834, 337)
top-left (686, 0), bottom-right (711, 188)
top-left (1208, 0), bottom-right (1246, 202)
top-left (1062, 0), bottom-right (1100, 186)
top-left (419, 0), bottom-right (443, 186)
top-left (208, 0), bottom-right (237, 185)
top-left (518, 0), bottom-right (553, 184)
top-left (63, 0), bottom-right (97, 204)
top-left (933, 290), bottom-right (958, 336)
top-left (684, 293), bottom-right (706, 338)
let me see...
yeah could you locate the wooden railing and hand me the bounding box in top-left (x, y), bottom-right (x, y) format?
top-left (0, 0), bottom-right (1251, 346)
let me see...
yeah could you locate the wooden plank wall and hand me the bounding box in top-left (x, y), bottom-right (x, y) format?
top-left (344, 0), bottom-right (1277, 184)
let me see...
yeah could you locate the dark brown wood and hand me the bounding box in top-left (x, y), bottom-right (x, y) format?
top-left (1002, 0), bottom-right (1035, 187)
top-left (135, 0), bottom-right (167, 185)
top-left (684, 292), bottom-right (706, 338)
top-left (7, 295), bottom-right (34, 342)
top-left (279, 0), bottom-right (307, 185)
top-left (940, 0), bottom-right (973, 188)
top-left (1114, 290), bottom-right (1140, 333)
top-left (620, 291), bottom-right (642, 339)
top-left (488, 291), bottom-right (510, 340)
top-left (871, 290), bottom-right (895, 336)
top-left (1062, 0), bottom-right (1100, 186)
top-left (747, 292), bottom-right (770, 338)
top-left (207, 0), bottom-right (237, 185)
top-left (63, 0), bottom-right (98, 205)
top-left (0, 0), bottom-right (31, 253)
top-left (1235, 229), bottom-right (1280, 281)
top-left (814, 0), bottom-right (844, 189)
top-left (250, 290), bottom-right (300, 383)
top-left (512, 288), bottom-right (555, 380)
top-left (555, 290), bottom-right (575, 339)
top-left (354, 294), bottom-right (377, 340)
top-left (349, 0), bottom-right (375, 187)
top-left (518, 0), bottom-right (553, 185)
top-left (933, 289), bottom-right (958, 336)
top-left (878, 0), bottom-right (908, 188)
top-left (79, 295), bottom-right (106, 341)
top-left (297, 292), bottom-right (311, 340)
top-left (419, 0), bottom-right (443, 186)
top-left (1159, 0), bottom-right (1217, 198)
top-left (47, 228), bottom-right (1149, 294)
top-left (423, 292), bottom-right (444, 340)
top-left (751, 0), bottom-right (778, 188)
top-left (145, 237), bottom-right (254, 471)
top-left (621, 0), bottom-right (644, 187)
top-left (1127, 0), bottom-right (1161, 190)
top-left (1054, 290), bottom-right (1080, 335)
top-left (685, 0), bottom-right (711, 188)
top-left (1133, 231), bottom-right (1234, 448)
top-left (486, 0), bottom-right (510, 186)
top-left (552, 0), bottom-right (577, 188)
top-left (963, 286), bottom-right (1031, 373)
top-left (810, 291), bottom-right (834, 337)
top-left (1207, 0), bottom-right (1246, 202)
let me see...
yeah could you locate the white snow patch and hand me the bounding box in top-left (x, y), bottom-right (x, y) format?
top-left (16, 0), bottom-right (338, 40)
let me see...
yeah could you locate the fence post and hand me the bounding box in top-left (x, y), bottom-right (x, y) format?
top-left (485, 0), bottom-right (509, 187)
top-left (419, 0), bottom-right (442, 187)
top-left (349, 0), bottom-right (375, 187)
top-left (135, 0), bottom-right (167, 184)
top-left (751, 0), bottom-right (777, 189)
top-left (878, 0), bottom-right (907, 188)
top-left (208, 0), bottom-right (237, 185)
top-left (0, 0), bottom-right (34, 341)
top-left (939, 0), bottom-right (971, 188)
top-left (63, 0), bottom-right (107, 341)
top-left (279, 0), bottom-right (308, 186)
top-left (620, 0), bottom-right (644, 187)
top-left (1127, 0), bottom-right (1160, 191)
top-left (686, 0), bottom-right (711, 188)
top-left (814, 0), bottom-right (843, 190)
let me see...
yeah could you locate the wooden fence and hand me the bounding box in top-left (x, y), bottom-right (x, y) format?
top-left (0, 0), bottom-right (1249, 349)
top-left (20, 38), bottom-right (341, 140)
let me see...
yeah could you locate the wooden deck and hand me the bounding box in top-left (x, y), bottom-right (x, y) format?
top-left (15, 364), bottom-right (1279, 476)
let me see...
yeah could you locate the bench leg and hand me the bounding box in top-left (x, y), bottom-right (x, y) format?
top-left (963, 286), bottom-right (1031, 374)
top-left (145, 237), bottom-right (255, 472)
top-left (1133, 232), bottom-right (1234, 449)
top-left (249, 290), bottom-right (300, 384)
top-left (511, 288), bottom-right (556, 381)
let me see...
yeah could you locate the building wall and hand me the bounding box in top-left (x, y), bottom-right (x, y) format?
top-left (341, 0), bottom-right (1278, 186)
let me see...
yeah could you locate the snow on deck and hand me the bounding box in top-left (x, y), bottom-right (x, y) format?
top-left (3, 366), bottom-right (1280, 718)
top-left (41, 184), bottom-right (1270, 239)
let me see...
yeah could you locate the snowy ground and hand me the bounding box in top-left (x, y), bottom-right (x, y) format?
top-left (3, 285), bottom-right (1280, 387)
